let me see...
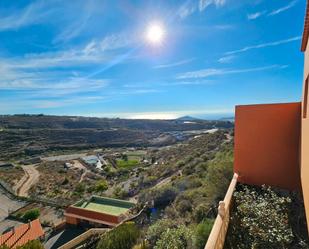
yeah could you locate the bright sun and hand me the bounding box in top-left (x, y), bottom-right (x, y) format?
top-left (145, 23), bottom-right (165, 45)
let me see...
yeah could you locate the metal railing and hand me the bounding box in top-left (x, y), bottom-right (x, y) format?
top-left (204, 173), bottom-right (238, 249)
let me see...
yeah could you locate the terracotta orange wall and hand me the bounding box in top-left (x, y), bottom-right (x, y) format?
top-left (234, 102), bottom-right (301, 190)
top-left (66, 206), bottom-right (120, 225)
top-left (66, 216), bottom-right (79, 225)
top-left (301, 35), bottom-right (309, 233)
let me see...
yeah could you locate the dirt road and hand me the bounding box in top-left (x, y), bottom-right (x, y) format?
top-left (17, 165), bottom-right (40, 197)
top-left (71, 160), bottom-right (89, 183)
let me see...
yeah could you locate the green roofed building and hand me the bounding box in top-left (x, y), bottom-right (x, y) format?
top-left (65, 196), bottom-right (135, 227)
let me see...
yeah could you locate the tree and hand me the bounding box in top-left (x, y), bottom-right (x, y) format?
top-left (23, 209), bottom-right (40, 222)
top-left (95, 180), bottom-right (108, 193)
top-left (97, 222), bottom-right (139, 249)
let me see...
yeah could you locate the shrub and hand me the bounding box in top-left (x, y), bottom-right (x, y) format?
top-left (95, 180), bottom-right (108, 193)
top-left (146, 219), bottom-right (178, 246)
top-left (175, 198), bottom-right (192, 213)
top-left (132, 241), bottom-right (149, 249)
top-left (96, 222), bottom-right (139, 249)
top-left (193, 204), bottom-right (210, 223)
top-left (152, 186), bottom-right (179, 207)
top-left (75, 183), bottom-right (85, 193)
top-left (139, 185), bottom-right (178, 208)
top-left (113, 186), bottom-right (128, 199)
top-left (16, 240), bottom-right (44, 249)
top-left (154, 225), bottom-right (193, 249)
top-left (226, 185), bottom-right (294, 249)
top-left (23, 208), bottom-right (40, 222)
top-left (61, 177), bottom-right (69, 185)
top-left (205, 149), bottom-right (233, 202)
top-left (194, 219), bottom-right (214, 249)
top-left (176, 160), bottom-right (185, 167)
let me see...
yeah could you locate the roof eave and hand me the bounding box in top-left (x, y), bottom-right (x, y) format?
top-left (301, 0), bottom-right (309, 52)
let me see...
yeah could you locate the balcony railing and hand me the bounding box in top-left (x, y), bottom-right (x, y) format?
top-left (204, 173), bottom-right (238, 249)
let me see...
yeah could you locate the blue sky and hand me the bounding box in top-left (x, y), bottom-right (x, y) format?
top-left (0, 0), bottom-right (306, 119)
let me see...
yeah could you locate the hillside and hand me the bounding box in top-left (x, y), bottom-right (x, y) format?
top-left (0, 115), bottom-right (233, 161)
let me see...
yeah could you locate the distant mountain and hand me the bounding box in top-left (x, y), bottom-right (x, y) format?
top-left (219, 117), bottom-right (235, 122)
top-left (176, 116), bottom-right (201, 121)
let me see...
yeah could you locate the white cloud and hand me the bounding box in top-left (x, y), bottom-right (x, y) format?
top-left (53, 1), bottom-right (97, 43)
top-left (178, 0), bottom-right (226, 19)
top-left (226, 36), bottom-right (301, 55)
top-left (178, 3), bottom-right (196, 19)
top-left (218, 55), bottom-right (235, 63)
top-left (154, 58), bottom-right (195, 69)
top-left (177, 65), bottom-right (287, 79)
top-left (268, 0), bottom-right (297, 16)
top-left (0, 32), bottom-right (133, 73)
top-left (0, 1), bottom-right (54, 31)
top-left (199, 0), bottom-right (226, 11)
top-left (247, 11), bottom-right (266, 20)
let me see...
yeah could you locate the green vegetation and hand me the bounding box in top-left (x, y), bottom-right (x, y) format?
top-left (16, 240), bottom-right (44, 249)
top-left (137, 131), bottom-right (234, 249)
top-left (95, 179), bottom-right (108, 193)
top-left (75, 183), bottom-right (86, 194)
top-left (193, 219), bottom-right (214, 249)
top-left (225, 185), bottom-right (309, 249)
top-left (154, 225), bottom-right (193, 249)
top-left (146, 219), bottom-right (179, 247)
top-left (116, 159), bottom-right (139, 168)
top-left (96, 222), bottom-right (140, 249)
top-left (22, 208), bottom-right (40, 221)
top-left (0, 240), bottom-right (44, 249)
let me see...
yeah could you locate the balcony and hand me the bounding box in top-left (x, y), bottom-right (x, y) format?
top-left (204, 173), bottom-right (309, 249)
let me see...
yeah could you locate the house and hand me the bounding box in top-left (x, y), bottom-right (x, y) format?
top-left (204, 2), bottom-right (309, 248)
top-left (65, 196), bottom-right (135, 227)
top-left (0, 219), bottom-right (44, 248)
top-left (81, 155), bottom-right (103, 170)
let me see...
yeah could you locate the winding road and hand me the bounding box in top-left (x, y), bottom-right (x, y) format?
top-left (15, 165), bottom-right (40, 197)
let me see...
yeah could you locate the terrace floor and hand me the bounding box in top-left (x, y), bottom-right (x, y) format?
top-left (76, 197), bottom-right (135, 216)
top-left (80, 201), bottom-right (130, 216)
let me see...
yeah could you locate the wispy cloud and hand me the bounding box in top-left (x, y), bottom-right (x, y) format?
top-left (218, 55), bottom-right (235, 63)
top-left (247, 11), bottom-right (266, 20)
top-left (154, 58), bottom-right (195, 69)
top-left (0, 32), bottom-right (133, 73)
top-left (226, 36), bottom-right (301, 55)
top-left (0, 1), bottom-right (54, 31)
top-left (248, 1), bottom-right (297, 21)
top-left (178, 0), bottom-right (226, 19)
top-left (178, 1), bottom-right (196, 19)
top-left (0, 32), bottom-right (134, 98)
top-left (53, 13), bottom-right (91, 44)
top-left (268, 0), bottom-right (297, 16)
top-left (199, 0), bottom-right (226, 11)
top-left (177, 64), bottom-right (287, 79)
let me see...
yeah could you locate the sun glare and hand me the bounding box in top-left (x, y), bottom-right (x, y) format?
top-left (145, 22), bottom-right (165, 45)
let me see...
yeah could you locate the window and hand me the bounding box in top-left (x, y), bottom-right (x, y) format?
top-left (304, 77), bottom-right (309, 119)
